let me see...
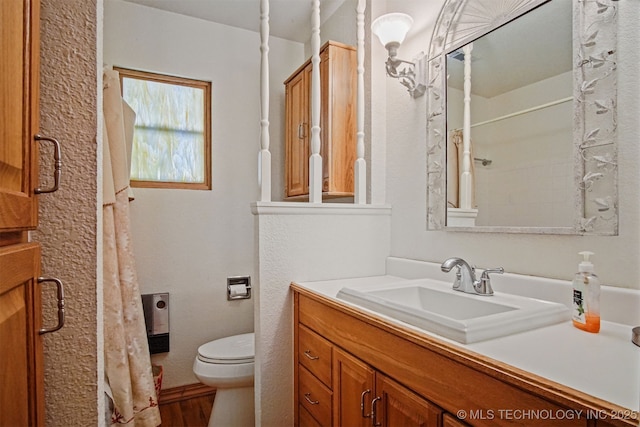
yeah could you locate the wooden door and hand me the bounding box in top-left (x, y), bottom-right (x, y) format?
top-left (0, 243), bottom-right (43, 426)
top-left (319, 47), bottom-right (330, 192)
top-left (0, 0), bottom-right (45, 425)
top-left (374, 374), bottom-right (442, 427)
top-left (285, 64), bottom-right (310, 197)
top-left (320, 43), bottom-right (356, 195)
top-left (332, 348), bottom-right (375, 427)
top-left (0, 0), bottom-right (40, 231)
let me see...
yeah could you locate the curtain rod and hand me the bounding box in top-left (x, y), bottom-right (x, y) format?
top-left (470, 96), bottom-right (573, 129)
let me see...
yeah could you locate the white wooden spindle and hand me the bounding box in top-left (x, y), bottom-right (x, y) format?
top-left (354, 0), bottom-right (366, 204)
top-left (259, 0), bottom-right (271, 202)
top-left (309, 0), bottom-right (323, 203)
top-left (460, 43), bottom-right (473, 209)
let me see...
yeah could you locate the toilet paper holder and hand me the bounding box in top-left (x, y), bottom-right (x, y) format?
top-left (227, 276), bottom-right (251, 300)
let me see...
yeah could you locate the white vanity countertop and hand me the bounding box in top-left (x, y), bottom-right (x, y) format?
top-left (294, 274), bottom-right (640, 414)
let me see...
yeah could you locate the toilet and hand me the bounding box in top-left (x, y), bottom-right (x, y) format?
top-left (193, 333), bottom-right (255, 427)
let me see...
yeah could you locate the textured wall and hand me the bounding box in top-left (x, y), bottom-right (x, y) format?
top-left (253, 204), bottom-right (391, 427)
top-left (385, 0), bottom-right (640, 289)
top-left (36, 0), bottom-right (100, 425)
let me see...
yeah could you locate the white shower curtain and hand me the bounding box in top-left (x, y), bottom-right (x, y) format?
top-left (103, 69), bottom-right (161, 427)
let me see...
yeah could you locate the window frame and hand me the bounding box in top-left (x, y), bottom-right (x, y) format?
top-left (115, 67), bottom-right (212, 190)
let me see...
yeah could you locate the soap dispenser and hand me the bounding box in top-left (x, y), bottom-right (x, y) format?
top-left (572, 251), bottom-right (601, 333)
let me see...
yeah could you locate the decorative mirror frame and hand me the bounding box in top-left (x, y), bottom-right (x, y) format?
top-left (426, 0), bottom-right (618, 235)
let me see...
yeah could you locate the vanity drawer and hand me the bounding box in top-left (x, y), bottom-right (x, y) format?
top-left (299, 404), bottom-right (322, 427)
top-left (298, 324), bottom-right (332, 387)
top-left (298, 365), bottom-right (332, 426)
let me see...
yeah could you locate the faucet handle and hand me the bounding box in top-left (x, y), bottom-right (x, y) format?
top-left (478, 268), bottom-right (504, 295)
top-left (481, 267), bottom-right (504, 279)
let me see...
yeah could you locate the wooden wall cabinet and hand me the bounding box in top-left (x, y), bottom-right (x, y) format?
top-left (0, 243), bottom-right (43, 426)
top-left (293, 288), bottom-right (636, 427)
top-left (0, 0), bottom-right (40, 232)
top-left (284, 41), bottom-right (356, 200)
top-left (0, 0), bottom-right (46, 425)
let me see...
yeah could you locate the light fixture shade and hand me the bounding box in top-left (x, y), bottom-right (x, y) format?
top-left (371, 13), bottom-right (413, 47)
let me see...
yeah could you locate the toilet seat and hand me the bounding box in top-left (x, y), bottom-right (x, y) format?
top-left (197, 332), bottom-right (254, 364)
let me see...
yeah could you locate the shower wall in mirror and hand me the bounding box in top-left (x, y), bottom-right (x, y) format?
top-left (426, 0), bottom-right (618, 235)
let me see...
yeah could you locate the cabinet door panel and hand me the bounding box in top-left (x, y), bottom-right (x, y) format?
top-left (321, 44), bottom-right (356, 194)
top-left (285, 66), bottom-right (309, 197)
top-left (0, 243), bottom-right (43, 426)
top-left (443, 413), bottom-right (470, 427)
top-left (0, 0), bottom-right (39, 231)
top-left (333, 348), bottom-right (374, 427)
top-left (375, 373), bottom-right (441, 427)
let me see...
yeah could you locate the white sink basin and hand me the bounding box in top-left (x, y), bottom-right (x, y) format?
top-left (336, 279), bottom-right (570, 344)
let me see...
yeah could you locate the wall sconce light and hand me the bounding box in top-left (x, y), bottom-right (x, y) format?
top-left (371, 13), bottom-right (426, 98)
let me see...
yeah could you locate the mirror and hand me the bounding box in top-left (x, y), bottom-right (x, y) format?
top-left (446, 1), bottom-right (572, 228)
top-left (426, 0), bottom-right (618, 235)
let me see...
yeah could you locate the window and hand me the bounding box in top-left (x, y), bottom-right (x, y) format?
top-left (116, 67), bottom-right (212, 190)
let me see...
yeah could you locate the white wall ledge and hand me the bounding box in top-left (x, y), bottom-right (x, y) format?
top-left (251, 201), bottom-right (392, 216)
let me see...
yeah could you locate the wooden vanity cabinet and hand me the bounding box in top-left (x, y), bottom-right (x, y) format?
top-left (284, 41), bottom-right (356, 200)
top-left (293, 287), bottom-right (636, 427)
top-left (296, 321), bottom-right (440, 427)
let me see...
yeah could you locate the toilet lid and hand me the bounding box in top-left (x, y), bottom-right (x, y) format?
top-left (198, 332), bottom-right (254, 364)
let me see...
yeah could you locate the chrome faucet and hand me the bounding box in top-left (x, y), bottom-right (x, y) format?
top-left (440, 258), bottom-right (504, 296)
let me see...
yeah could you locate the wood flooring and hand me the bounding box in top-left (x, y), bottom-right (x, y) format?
top-left (158, 385), bottom-right (215, 427)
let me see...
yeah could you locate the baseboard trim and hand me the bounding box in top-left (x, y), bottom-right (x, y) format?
top-left (159, 383), bottom-right (216, 405)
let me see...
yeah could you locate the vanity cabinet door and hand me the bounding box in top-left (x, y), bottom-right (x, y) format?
top-left (332, 347), bottom-right (441, 427)
top-left (443, 413), bottom-right (470, 427)
top-left (373, 372), bottom-right (442, 427)
top-left (374, 373), bottom-right (442, 427)
top-left (333, 347), bottom-right (375, 427)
